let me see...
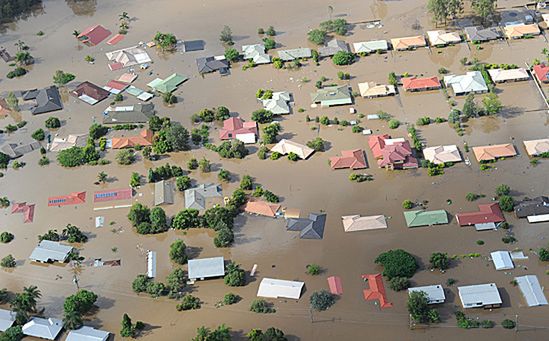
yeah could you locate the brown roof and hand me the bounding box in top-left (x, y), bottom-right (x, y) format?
top-left (472, 144), bottom-right (517, 162)
top-left (73, 81), bottom-right (110, 102)
top-left (244, 200), bottom-right (281, 217)
top-left (111, 129), bottom-right (154, 149)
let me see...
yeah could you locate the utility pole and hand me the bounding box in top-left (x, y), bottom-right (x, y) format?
top-left (515, 314), bottom-right (518, 333)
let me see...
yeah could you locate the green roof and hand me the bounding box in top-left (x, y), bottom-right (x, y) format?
top-left (404, 210), bottom-right (448, 227)
top-left (310, 85), bottom-right (352, 107)
top-left (147, 73), bottom-right (188, 93)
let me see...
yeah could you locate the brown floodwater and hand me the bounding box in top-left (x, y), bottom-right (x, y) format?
top-left (1, 0), bottom-right (549, 340)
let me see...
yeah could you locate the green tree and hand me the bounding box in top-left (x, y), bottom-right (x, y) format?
top-left (1, 255), bottom-right (16, 268)
top-left (62, 224), bottom-right (88, 243)
top-left (165, 123), bottom-right (190, 151)
top-left (224, 262), bottom-right (245, 286)
top-left (332, 51), bottom-right (354, 65)
top-left (263, 37), bottom-right (276, 51)
top-left (89, 123), bottom-right (108, 139)
top-left (166, 268), bottom-right (186, 295)
top-left (172, 209), bottom-right (200, 230)
top-left (266, 26), bottom-right (276, 36)
top-left (218, 169), bottom-right (230, 182)
top-left (116, 149), bottom-right (135, 165)
top-left (163, 91), bottom-right (176, 105)
top-left (389, 277), bottom-right (410, 291)
top-left (310, 290), bottom-right (336, 311)
top-left (429, 252), bottom-right (449, 270)
top-left (495, 184), bottom-right (510, 197)
top-left (306, 137), bottom-right (326, 152)
top-left (306, 264), bottom-right (321, 275)
top-left (375, 249), bottom-right (418, 279)
top-left (0, 232), bottom-right (14, 243)
top-left (224, 47), bottom-right (239, 63)
top-left (388, 72), bottom-right (398, 86)
top-left (31, 128), bottom-right (45, 141)
top-left (5, 92), bottom-right (19, 111)
top-left (128, 203), bottom-right (151, 227)
top-left (240, 175), bottom-right (253, 190)
top-left (408, 291), bottom-right (434, 323)
top-left (153, 32), bottom-right (177, 51)
top-left (402, 200), bottom-right (414, 209)
top-left (251, 109), bottom-right (274, 124)
top-left (169, 239), bottom-right (188, 264)
top-left (462, 93), bottom-right (478, 118)
top-left (220, 26), bottom-right (234, 45)
top-left (308, 29), bottom-right (327, 45)
top-left (176, 175), bottom-right (191, 191)
top-left (177, 294), bottom-right (201, 311)
top-left (130, 172), bottom-right (141, 188)
top-left (250, 299), bottom-right (275, 313)
top-left (472, 0), bottom-right (497, 25)
top-left (499, 195), bottom-right (514, 212)
top-left (214, 227), bottom-right (234, 248)
top-left (45, 117), bottom-right (61, 129)
top-left (53, 70), bottom-right (75, 85)
top-left (262, 123), bottom-right (281, 144)
top-left (120, 313), bottom-right (134, 337)
top-left (482, 92), bottom-right (502, 115)
top-left (150, 207), bottom-right (168, 232)
top-left (287, 152), bottom-right (299, 161)
top-left (62, 309), bottom-right (83, 330)
top-left (193, 325), bottom-right (231, 341)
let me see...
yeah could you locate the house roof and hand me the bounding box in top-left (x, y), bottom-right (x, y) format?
top-left (464, 26), bottom-right (502, 42)
top-left (93, 188), bottom-right (132, 202)
top-left (352, 40), bottom-right (388, 53)
top-left (444, 71), bottom-right (488, 94)
top-left (423, 145), bottom-right (462, 164)
top-left (49, 134), bottom-right (88, 152)
top-left (188, 256), bottom-right (225, 279)
top-left (490, 251), bottom-right (514, 270)
top-left (342, 215), bottom-right (387, 232)
top-left (456, 203), bottom-right (505, 226)
top-left (523, 138), bottom-right (549, 156)
top-left (488, 68), bottom-right (529, 82)
top-left (404, 210), bottom-right (448, 227)
top-left (330, 149), bottom-right (368, 169)
top-left (310, 85), bottom-right (352, 106)
top-left (184, 184), bottom-right (222, 210)
top-left (66, 326), bottom-right (110, 341)
top-left (472, 144), bottom-right (517, 161)
top-left (515, 275), bottom-right (548, 307)
top-left (458, 283), bottom-right (502, 308)
top-left (286, 213), bottom-right (326, 239)
top-left (390, 35), bottom-right (427, 50)
top-left (244, 200), bottom-right (281, 217)
top-left (73, 81), bottom-right (110, 105)
top-left (408, 285), bottom-right (446, 304)
top-left (426, 30), bottom-right (462, 46)
top-left (154, 180), bottom-right (174, 206)
top-left (368, 134), bottom-right (391, 158)
top-left (147, 73), bottom-right (188, 93)
top-left (328, 276), bottom-right (343, 295)
top-left (103, 103), bottom-right (155, 124)
top-left (29, 240), bottom-right (73, 263)
top-left (77, 25), bottom-right (111, 45)
top-left (257, 278), bottom-right (304, 299)
top-left (368, 135), bottom-right (417, 168)
top-left (514, 196), bottom-right (549, 218)
top-left (1, 141), bottom-right (41, 158)
top-left (11, 202), bottom-right (35, 223)
top-left (106, 33), bottom-right (125, 45)
top-left (219, 117), bottom-right (258, 140)
top-left (401, 76), bottom-right (441, 91)
top-left (271, 139), bottom-right (314, 159)
top-left (182, 40), bottom-right (205, 52)
top-left (31, 86), bottom-right (63, 115)
top-left (361, 273), bottom-right (393, 308)
top-left (277, 48), bottom-right (312, 61)
top-left (532, 64), bottom-right (549, 82)
top-left (242, 44), bottom-right (271, 64)
top-left (504, 23), bottom-right (541, 38)
top-left (106, 46), bottom-right (151, 67)
top-left (196, 56), bottom-right (229, 74)
top-left (111, 129), bottom-right (154, 149)
top-left (48, 191), bottom-right (86, 206)
top-left (318, 39), bottom-right (349, 57)
top-left (358, 82), bottom-right (396, 97)
top-left (0, 309), bottom-right (16, 332)
top-left (262, 91), bottom-right (291, 114)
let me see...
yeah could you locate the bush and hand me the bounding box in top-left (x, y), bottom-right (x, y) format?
top-left (251, 109), bottom-right (274, 124)
top-left (199, 158), bottom-right (211, 172)
top-left (388, 119), bottom-right (400, 129)
top-left (495, 184), bottom-right (510, 197)
top-left (6, 67), bottom-right (27, 78)
top-left (62, 224), bottom-right (87, 243)
top-left (0, 232), bottom-right (14, 243)
top-left (116, 149), bottom-right (135, 165)
top-left (375, 249), bottom-right (418, 279)
top-left (263, 37), bottom-right (275, 51)
top-left (224, 47), bottom-right (239, 62)
top-left (332, 51), bottom-right (354, 65)
top-left (239, 175), bottom-right (253, 190)
top-left (538, 246), bottom-right (549, 261)
top-left (389, 277), bottom-right (410, 291)
top-left (57, 147), bottom-right (86, 167)
top-left (262, 122), bottom-right (281, 144)
top-left (64, 289), bottom-right (97, 315)
top-left (388, 72), bottom-right (398, 86)
top-left (352, 125), bottom-right (363, 133)
top-left (224, 262), bottom-right (245, 286)
top-left (258, 146), bottom-right (268, 160)
top-left (250, 299), bottom-right (275, 313)
top-left (287, 152), bottom-right (299, 161)
top-left (429, 252), bottom-right (449, 270)
top-left (466, 193), bottom-right (481, 201)
top-left (310, 290), bottom-right (336, 311)
top-left (177, 294), bottom-right (201, 311)
top-left (402, 200), bottom-right (414, 209)
top-left (222, 293), bottom-right (240, 305)
top-left (132, 274), bottom-right (150, 293)
top-left (263, 190), bottom-right (279, 203)
top-left (214, 227), bottom-right (234, 248)
top-left (306, 137), bottom-right (326, 152)
top-left (270, 151), bottom-right (281, 160)
top-left (187, 158), bottom-right (198, 170)
top-left (31, 128), bottom-right (45, 141)
top-left (216, 140), bottom-right (248, 159)
top-left (308, 29), bottom-right (327, 45)
top-left (416, 117), bottom-right (431, 126)
top-left (166, 268), bottom-right (186, 295)
top-left (501, 319), bottom-right (516, 329)
top-left (0, 255), bottom-right (16, 268)
top-left (320, 19), bottom-right (348, 35)
top-left (53, 70), bottom-right (75, 85)
top-left (498, 195), bottom-right (514, 212)
top-left (169, 239), bottom-right (188, 264)
top-left (175, 176), bottom-right (191, 191)
top-left (306, 264), bottom-right (321, 275)
top-left (148, 164), bottom-right (184, 182)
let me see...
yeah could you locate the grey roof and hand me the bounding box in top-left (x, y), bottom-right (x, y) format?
top-left (408, 285), bottom-right (446, 304)
top-left (31, 86), bottom-right (63, 115)
top-left (0, 141), bottom-right (41, 158)
top-left (22, 89), bottom-right (40, 100)
top-left (242, 44), bottom-right (271, 64)
top-left (66, 326), bottom-right (110, 341)
top-left (464, 26), bottom-right (502, 42)
top-left (188, 256), bottom-right (225, 280)
top-left (183, 40), bottom-right (205, 52)
top-left (154, 180), bottom-right (174, 206)
top-left (196, 56), bottom-right (229, 74)
top-left (29, 240), bottom-right (73, 263)
top-left (286, 213), bottom-right (326, 239)
top-left (310, 85), bottom-right (352, 106)
top-left (515, 196), bottom-right (549, 218)
top-left (22, 317), bottom-right (63, 340)
top-left (443, 71), bottom-right (488, 95)
top-left (0, 309), bottom-right (16, 332)
top-left (184, 184), bottom-right (222, 210)
top-left (458, 283), bottom-right (502, 308)
top-left (262, 91), bottom-right (291, 114)
top-left (318, 39), bottom-right (350, 57)
top-left (515, 275), bottom-right (548, 307)
top-left (103, 103), bottom-right (155, 124)
top-left (277, 48), bottom-right (312, 61)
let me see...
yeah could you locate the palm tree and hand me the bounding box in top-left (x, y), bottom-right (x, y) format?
top-left (63, 309), bottom-right (83, 330)
top-left (14, 40), bottom-right (28, 51)
top-left (97, 172), bottom-right (108, 184)
top-left (22, 286), bottom-right (41, 313)
top-left (119, 12), bottom-right (129, 21)
top-left (119, 21), bottom-right (129, 30)
top-left (72, 30), bottom-right (80, 38)
top-left (543, 48), bottom-right (549, 56)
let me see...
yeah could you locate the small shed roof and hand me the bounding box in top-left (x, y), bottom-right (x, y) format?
top-left (458, 283), bottom-right (502, 308)
top-left (257, 278), bottom-right (304, 299)
top-left (188, 256), bottom-right (225, 280)
top-left (327, 276), bottom-right (343, 295)
top-left (490, 251), bottom-right (514, 270)
top-left (66, 326), bottom-right (110, 341)
top-left (408, 285), bottom-right (445, 304)
top-left (404, 210), bottom-right (448, 228)
top-left (515, 275), bottom-right (548, 307)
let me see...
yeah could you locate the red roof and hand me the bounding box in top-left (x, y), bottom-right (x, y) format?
top-left (106, 80), bottom-right (129, 91)
top-left (11, 202), bottom-right (35, 223)
top-left (106, 34), bottom-right (125, 46)
top-left (244, 200), bottom-right (281, 217)
top-left (368, 135), bottom-right (418, 169)
top-left (402, 76), bottom-right (440, 91)
top-left (327, 276), bottom-right (343, 295)
top-left (48, 192), bottom-right (86, 206)
top-left (77, 25), bottom-right (111, 46)
top-left (533, 64), bottom-right (549, 83)
top-left (330, 149), bottom-right (368, 169)
top-left (112, 129), bottom-right (154, 149)
top-left (368, 134), bottom-right (390, 159)
top-left (219, 117), bottom-right (258, 140)
top-left (456, 203), bottom-right (505, 226)
top-left (93, 188), bottom-right (132, 203)
top-left (361, 273), bottom-right (393, 308)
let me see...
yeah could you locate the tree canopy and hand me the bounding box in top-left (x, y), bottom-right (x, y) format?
top-left (375, 249), bottom-right (418, 279)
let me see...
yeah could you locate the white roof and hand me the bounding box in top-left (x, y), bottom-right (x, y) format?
top-left (487, 68), bottom-right (529, 82)
top-left (257, 278), bottom-right (304, 299)
top-left (408, 285), bottom-right (446, 304)
top-left (0, 309), bottom-right (16, 332)
top-left (515, 275), bottom-right (548, 307)
top-left (66, 326), bottom-right (110, 341)
top-left (352, 40), bottom-right (388, 53)
top-left (22, 317), bottom-right (63, 340)
top-left (490, 251), bottom-right (514, 270)
top-left (262, 91), bottom-right (291, 115)
top-left (357, 82), bottom-right (396, 97)
top-left (523, 138), bottom-right (549, 156)
top-left (188, 256), bottom-right (225, 279)
top-left (426, 30), bottom-right (461, 45)
top-left (29, 240), bottom-right (73, 263)
top-left (423, 145), bottom-right (462, 164)
top-left (235, 132), bottom-right (256, 144)
top-left (271, 139), bottom-right (314, 159)
top-left (242, 44), bottom-right (271, 64)
top-left (147, 250), bottom-right (156, 278)
top-left (342, 215), bottom-right (387, 232)
top-left (527, 214), bottom-right (549, 223)
top-left (105, 46), bottom-right (152, 67)
top-left (458, 283), bottom-right (502, 308)
top-left (444, 71), bottom-right (488, 94)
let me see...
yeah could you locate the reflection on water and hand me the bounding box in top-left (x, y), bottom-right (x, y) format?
top-left (0, 2), bottom-right (45, 33)
top-left (65, 0), bottom-right (97, 16)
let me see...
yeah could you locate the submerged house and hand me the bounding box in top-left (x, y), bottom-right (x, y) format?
top-left (404, 210), bottom-right (448, 228)
top-left (464, 26), bottom-right (502, 42)
top-left (286, 213), bottom-right (327, 239)
top-left (22, 317), bottom-right (63, 340)
top-left (515, 275), bottom-right (548, 307)
top-left (103, 103), bottom-right (155, 124)
top-left (390, 35), bottom-right (427, 50)
top-left (77, 25), bottom-right (111, 46)
top-left (514, 196), bottom-right (549, 222)
top-left (1, 141), bottom-right (41, 158)
top-left (342, 215), bottom-right (387, 232)
top-left (147, 73), bottom-right (188, 93)
top-left (72, 81), bottom-right (110, 105)
top-left (488, 68), bottom-right (529, 83)
top-left (368, 134), bottom-right (418, 169)
top-left (184, 184), bottom-right (222, 210)
top-left (244, 200), bottom-right (281, 218)
top-left (154, 180), bottom-right (174, 206)
top-left (472, 144), bottom-right (517, 162)
top-left (329, 149), bottom-right (367, 170)
top-left (490, 251), bottom-right (514, 270)
top-left (423, 145), bottom-right (462, 164)
top-left (29, 240), bottom-right (73, 263)
top-left (532, 64), bottom-right (549, 83)
top-left (261, 91), bottom-right (292, 115)
top-left (48, 191), bottom-right (86, 207)
top-left (311, 85), bottom-right (352, 107)
top-left (188, 256), bottom-right (225, 281)
top-left (504, 23), bottom-right (541, 39)
top-left (257, 278), bottom-right (304, 300)
top-left (196, 56), bottom-right (229, 75)
top-left (352, 40), bottom-right (388, 54)
top-left (426, 30), bottom-right (461, 46)
top-left (271, 139), bottom-right (314, 160)
top-left (111, 129), bottom-right (154, 149)
top-left (277, 48), bottom-right (312, 61)
top-left (358, 82), bottom-right (396, 98)
top-left (408, 285), bottom-right (446, 304)
top-left (458, 283), bottom-right (502, 309)
top-left (0, 309), bottom-right (15, 332)
top-left (219, 117), bottom-right (258, 143)
top-left (66, 326), bottom-right (110, 341)
top-left (28, 86), bottom-right (63, 115)
top-left (106, 46), bottom-right (152, 69)
top-left (455, 203), bottom-right (505, 227)
top-left (444, 71), bottom-right (488, 95)
top-left (319, 39), bottom-right (350, 57)
top-left (242, 44), bottom-right (271, 64)
top-left (523, 138), bottom-right (549, 156)
top-left (401, 76), bottom-right (441, 92)
top-left (11, 202), bottom-right (35, 223)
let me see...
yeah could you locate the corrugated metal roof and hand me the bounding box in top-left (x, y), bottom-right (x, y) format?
top-left (188, 256), bottom-right (225, 279)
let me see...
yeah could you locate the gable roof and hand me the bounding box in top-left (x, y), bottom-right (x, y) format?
top-left (77, 25), bottom-right (111, 46)
top-left (358, 82), bottom-right (396, 97)
top-left (111, 129), bottom-right (154, 149)
top-left (277, 48), bottom-right (312, 61)
top-left (154, 180), bottom-right (174, 206)
top-left (532, 64), bottom-right (549, 83)
top-left (11, 202), bottom-right (35, 223)
top-left (219, 117), bottom-right (258, 140)
top-left (361, 273), bottom-right (393, 308)
top-left (514, 196), bottom-right (549, 218)
top-left (458, 283), bottom-right (502, 308)
top-left (504, 23), bottom-right (541, 38)
top-left (93, 188), bottom-right (133, 202)
top-left (0, 309), bottom-right (16, 332)
top-left (426, 30), bottom-right (461, 46)
top-left (182, 40), bottom-right (205, 52)
top-left (242, 44), bottom-right (271, 64)
top-left (196, 56), bottom-right (229, 74)
top-left (515, 275), bottom-right (548, 307)
top-left (106, 46), bottom-right (151, 67)
top-left (404, 210), bottom-right (448, 227)
top-left (390, 35), bottom-right (427, 50)
top-left (487, 68), bottom-right (529, 82)
top-left (472, 144), bottom-right (517, 161)
top-left (66, 326), bottom-right (110, 341)
top-left (318, 39), bottom-right (350, 57)
top-left (523, 138), bottom-right (549, 156)
top-left (184, 184), bottom-right (222, 210)
top-left (286, 213), bottom-right (326, 239)
top-left (48, 191), bottom-right (86, 206)
top-left (147, 73), bottom-right (188, 93)
top-left (352, 40), bottom-right (388, 53)
top-left (103, 103), bottom-right (155, 124)
top-left (408, 285), bottom-right (446, 304)
top-left (464, 26), bottom-right (502, 42)
top-left (342, 215), bottom-right (387, 232)
top-left (271, 139), bottom-right (314, 159)
top-left (257, 278), bottom-right (304, 299)
top-left (490, 251), bottom-right (514, 270)
top-left (31, 86), bottom-right (63, 115)
top-left (188, 256), bottom-right (225, 279)
top-left (456, 203), bottom-right (505, 226)
top-left (29, 240), bottom-right (73, 263)
top-left (401, 76), bottom-right (440, 91)
top-left (244, 200), bottom-right (281, 217)
top-left (423, 145), bottom-right (462, 164)
top-left (330, 149), bottom-right (368, 169)
top-left (443, 71), bottom-right (488, 94)
top-left (311, 85), bottom-right (352, 106)
top-left (262, 91), bottom-right (291, 114)
top-left (73, 81), bottom-right (110, 105)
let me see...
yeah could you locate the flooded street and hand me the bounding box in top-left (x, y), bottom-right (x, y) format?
top-left (1, 0), bottom-right (549, 340)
